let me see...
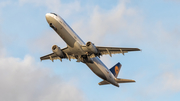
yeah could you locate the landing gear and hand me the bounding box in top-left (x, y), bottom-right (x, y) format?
top-left (49, 23), bottom-right (57, 31)
top-left (76, 55), bottom-right (81, 62)
top-left (75, 55), bottom-right (93, 63)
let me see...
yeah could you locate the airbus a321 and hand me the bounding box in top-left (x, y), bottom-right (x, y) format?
top-left (40, 13), bottom-right (141, 87)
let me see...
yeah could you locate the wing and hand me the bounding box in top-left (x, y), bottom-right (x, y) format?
top-left (96, 46), bottom-right (141, 56)
top-left (40, 47), bottom-right (76, 62)
top-left (40, 52), bottom-right (57, 61)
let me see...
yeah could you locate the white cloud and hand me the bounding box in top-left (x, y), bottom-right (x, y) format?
top-left (0, 1), bottom-right (11, 22)
top-left (139, 63), bottom-right (180, 98)
top-left (144, 22), bottom-right (180, 58)
top-left (145, 70), bottom-right (180, 94)
top-left (29, 30), bottom-right (66, 54)
top-left (161, 71), bottom-right (180, 92)
top-left (0, 51), bottom-right (85, 101)
top-left (18, 0), bottom-right (81, 17)
top-left (0, 32), bottom-right (2, 48)
top-left (71, 0), bottom-right (144, 45)
top-left (0, 1), bottom-right (10, 9)
top-left (18, 0), bottom-right (61, 10)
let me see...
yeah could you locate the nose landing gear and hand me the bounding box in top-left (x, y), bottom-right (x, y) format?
top-left (50, 23), bottom-right (57, 31)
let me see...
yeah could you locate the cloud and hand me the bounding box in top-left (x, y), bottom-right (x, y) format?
top-left (161, 71), bottom-right (180, 92)
top-left (145, 70), bottom-right (180, 95)
top-left (0, 30), bottom-right (2, 48)
top-left (0, 0), bottom-right (11, 21)
top-left (0, 1), bottom-right (10, 10)
top-left (71, 0), bottom-right (144, 45)
top-left (0, 51), bottom-right (85, 101)
top-left (18, 0), bottom-right (81, 17)
top-left (144, 22), bottom-right (180, 58)
top-left (18, 0), bottom-right (62, 13)
top-left (138, 63), bottom-right (180, 99)
top-left (29, 30), bottom-right (66, 54)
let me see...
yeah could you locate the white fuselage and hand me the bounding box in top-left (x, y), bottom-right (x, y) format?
top-left (45, 13), bottom-right (119, 87)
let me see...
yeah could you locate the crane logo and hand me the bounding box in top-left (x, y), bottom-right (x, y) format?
top-left (115, 66), bottom-right (119, 75)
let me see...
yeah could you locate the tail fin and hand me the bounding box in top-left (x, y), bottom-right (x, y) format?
top-left (110, 62), bottom-right (122, 78)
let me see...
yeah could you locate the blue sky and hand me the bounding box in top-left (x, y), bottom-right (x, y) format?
top-left (0, 0), bottom-right (180, 101)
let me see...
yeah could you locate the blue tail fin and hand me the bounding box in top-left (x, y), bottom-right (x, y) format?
top-left (110, 62), bottom-right (122, 78)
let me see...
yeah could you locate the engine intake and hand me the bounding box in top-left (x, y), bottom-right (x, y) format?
top-left (86, 41), bottom-right (98, 54)
top-left (52, 45), bottom-right (64, 57)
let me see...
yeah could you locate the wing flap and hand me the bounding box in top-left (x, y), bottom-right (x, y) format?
top-left (97, 46), bottom-right (140, 51)
top-left (96, 46), bottom-right (141, 56)
top-left (40, 53), bottom-right (57, 61)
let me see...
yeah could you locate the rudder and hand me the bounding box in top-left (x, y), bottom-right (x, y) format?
top-left (110, 62), bottom-right (122, 78)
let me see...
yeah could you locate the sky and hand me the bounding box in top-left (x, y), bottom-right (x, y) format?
top-left (0, 0), bottom-right (180, 101)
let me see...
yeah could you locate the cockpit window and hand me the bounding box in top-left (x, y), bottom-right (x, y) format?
top-left (50, 13), bottom-right (57, 16)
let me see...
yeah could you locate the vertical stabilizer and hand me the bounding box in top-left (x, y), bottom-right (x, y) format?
top-left (110, 62), bottom-right (122, 78)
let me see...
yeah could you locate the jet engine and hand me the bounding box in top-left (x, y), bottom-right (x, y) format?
top-left (86, 41), bottom-right (98, 54)
top-left (52, 45), bottom-right (64, 57)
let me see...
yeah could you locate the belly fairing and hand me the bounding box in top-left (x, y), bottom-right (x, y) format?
top-left (85, 58), bottom-right (107, 80)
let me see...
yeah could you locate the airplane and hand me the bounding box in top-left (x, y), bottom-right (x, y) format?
top-left (40, 13), bottom-right (141, 87)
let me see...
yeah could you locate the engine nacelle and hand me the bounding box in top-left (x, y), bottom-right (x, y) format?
top-left (52, 45), bottom-right (64, 57)
top-left (86, 41), bottom-right (98, 54)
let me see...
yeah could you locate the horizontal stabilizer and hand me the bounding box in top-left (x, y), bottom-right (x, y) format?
top-left (115, 78), bottom-right (135, 83)
top-left (98, 80), bottom-right (111, 85)
top-left (98, 78), bottom-right (135, 86)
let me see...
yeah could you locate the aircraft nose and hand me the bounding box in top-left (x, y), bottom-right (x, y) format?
top-left (45, 13), bottom-right (51, 23)
top-left (45, 13), bottom-right (51, 18)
